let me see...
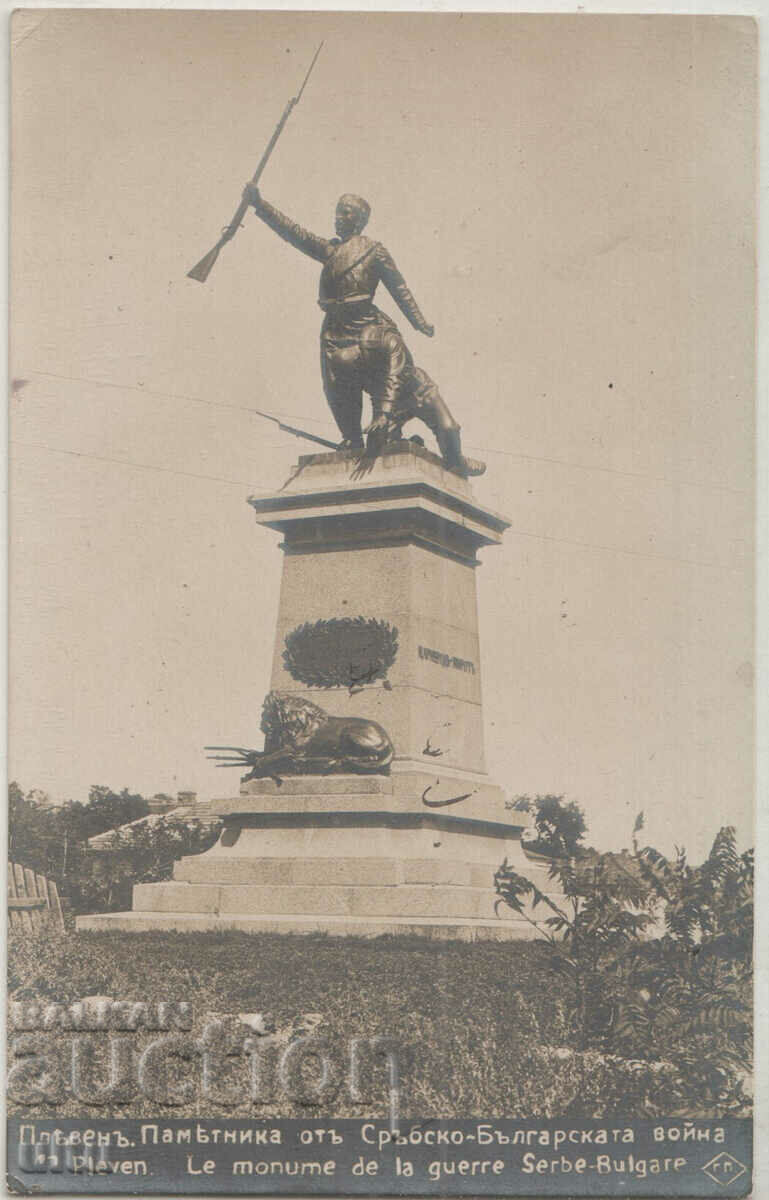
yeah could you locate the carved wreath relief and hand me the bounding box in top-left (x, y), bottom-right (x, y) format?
top-left (282, 616), bottom-right (398, 689)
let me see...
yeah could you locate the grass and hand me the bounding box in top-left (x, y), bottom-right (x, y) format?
top-left (8, 928), bottom-right (681, 1121)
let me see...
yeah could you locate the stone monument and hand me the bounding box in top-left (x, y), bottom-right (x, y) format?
top-left (78, 441), bottom-right (556, 939)
top-left (78, 135), bottom-right (558, 938)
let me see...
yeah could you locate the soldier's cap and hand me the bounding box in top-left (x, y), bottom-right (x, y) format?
top-left (337, 194), bottom-right (371, 226)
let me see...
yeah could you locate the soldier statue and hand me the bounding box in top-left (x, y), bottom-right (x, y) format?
top-left (242, 184), bottom-right (485, 478)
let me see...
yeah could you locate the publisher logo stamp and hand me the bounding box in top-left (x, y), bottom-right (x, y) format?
top-left (702, 1152), bottom-right (747, 1187)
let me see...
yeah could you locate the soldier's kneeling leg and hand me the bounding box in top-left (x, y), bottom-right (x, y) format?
top-left (409, 370), bottom-right (485, 478)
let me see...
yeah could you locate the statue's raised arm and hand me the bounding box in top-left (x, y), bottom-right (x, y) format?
top-left (244, 183), bottom-right (332, 263)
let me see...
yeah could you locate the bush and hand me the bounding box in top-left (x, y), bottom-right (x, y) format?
top-left (494, 814), bottom-right (753, 1117)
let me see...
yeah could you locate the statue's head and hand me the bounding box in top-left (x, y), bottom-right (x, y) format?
top-left (335, 194), bottom-right (370, 239)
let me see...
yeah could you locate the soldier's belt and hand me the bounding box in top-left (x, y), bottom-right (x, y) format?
top-left (318, 296), bottom-right (375, 312)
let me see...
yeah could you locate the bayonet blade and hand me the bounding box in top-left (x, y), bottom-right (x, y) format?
top-left (294, 41), bottom-right (324, 105)
top-left (251, 407), bottom-right (340, 450)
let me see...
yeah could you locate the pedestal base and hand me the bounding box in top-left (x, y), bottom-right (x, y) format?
top-left (74, 913), bottom-right (543, 941)
top-left (76, 776), bottom-right (558, 940)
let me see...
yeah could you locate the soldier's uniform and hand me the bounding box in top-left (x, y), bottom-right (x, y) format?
top-left (250, 193), bottom-right (484, 476)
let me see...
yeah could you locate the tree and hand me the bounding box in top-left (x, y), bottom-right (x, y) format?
top-left (74, 817), bottom-right (221, 912)
top-left (7, 783), bottom-right (219, 916)
top-left (8, 784), bottom-right (70, 878)
top-left (82, 786), bottom-right (150, 837)
top-left (507, 793), bottom-right (587, 858)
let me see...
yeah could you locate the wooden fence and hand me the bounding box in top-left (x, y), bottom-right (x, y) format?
top-left (8, 861), bottom-right (65, 932)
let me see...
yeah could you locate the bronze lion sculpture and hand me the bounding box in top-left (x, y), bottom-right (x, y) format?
top-left (207, 691), bottom-right (394, 781)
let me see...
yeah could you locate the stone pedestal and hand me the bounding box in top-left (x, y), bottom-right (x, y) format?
top-left (78, 443), bottom-right (551, 940)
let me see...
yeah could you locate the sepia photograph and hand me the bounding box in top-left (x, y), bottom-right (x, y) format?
top-left (7, 10), bottom-right (756, 1195)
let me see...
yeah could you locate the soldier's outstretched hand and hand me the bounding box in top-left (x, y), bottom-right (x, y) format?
top-left (422, 323), bottom-right (435, 337)
top-left (243, 182), bottom-right (261, 206)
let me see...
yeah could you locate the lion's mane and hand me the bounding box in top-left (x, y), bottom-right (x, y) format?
top-left (260, 691), bottom-right (328, 751)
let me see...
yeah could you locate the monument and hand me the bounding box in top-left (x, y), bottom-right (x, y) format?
top-left (77, 50), bottom-right (557, 939)
top-left (78, 440), bottom-right (558, 939)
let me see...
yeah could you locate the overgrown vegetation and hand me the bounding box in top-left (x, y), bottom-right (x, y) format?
top-left (495, 803), bottom-right (753, 1117)
top-left (8, 783), bottom-right (220, 915)
top-left (7, 929), bottom-right (684, 1121)
top-left (6, 788), bottom-right (752, 1121)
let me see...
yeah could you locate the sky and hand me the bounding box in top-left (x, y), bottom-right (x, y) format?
top-left (9, 11), bottom-right (756, 859)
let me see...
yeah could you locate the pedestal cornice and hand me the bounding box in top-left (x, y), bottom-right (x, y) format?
top-left (248, 441), bottom-right (510, 567)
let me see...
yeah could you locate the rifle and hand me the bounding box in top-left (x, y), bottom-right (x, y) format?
top-left (251, 407), bottom-right (340, 450)
top-left (188, 42), bottom-right (324, 284)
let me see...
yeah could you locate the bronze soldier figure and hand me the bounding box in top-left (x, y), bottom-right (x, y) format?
top-left (243, 184), bottom-right (485, 477)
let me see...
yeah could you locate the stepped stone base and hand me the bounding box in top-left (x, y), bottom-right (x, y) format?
top-left (75, 913), bottom-right (541, 941)
top-left (77, 776), bottom-right (553, 940)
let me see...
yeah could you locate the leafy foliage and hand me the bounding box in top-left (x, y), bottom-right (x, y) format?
top-left (9, 784), bottom-right (150, 877)
top-left (8, 783), bottom-right (220, 916)
top-left (508, 793), bottom-right (587, 858)
top-left (495, 811), bottom-right (752, 1117)
top-left (75, 818), bottom-right (221, 913)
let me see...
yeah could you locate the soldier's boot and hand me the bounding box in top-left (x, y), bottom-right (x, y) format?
top-left (335, 407), bottom-right (364, 451)
top-left (437, 428), bottom-right (486, 478)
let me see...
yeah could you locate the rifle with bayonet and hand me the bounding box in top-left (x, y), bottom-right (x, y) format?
top-left (188, 42), bottom-right (324, 284)
top-left (251, 407), bottom-right (339, 450)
